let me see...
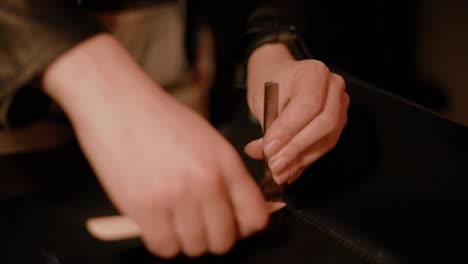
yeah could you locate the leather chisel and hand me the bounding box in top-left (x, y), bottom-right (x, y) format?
top-left (260, 82), bottom-right (285, 202)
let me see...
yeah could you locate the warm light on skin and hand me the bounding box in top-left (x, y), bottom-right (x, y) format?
top-left (87, 202), bottom-right (287, 242)
top-left (42, 33), bottom-right (271, 257)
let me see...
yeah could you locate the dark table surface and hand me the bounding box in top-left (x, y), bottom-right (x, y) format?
top-left (1, 75), bottom-right (468, 264)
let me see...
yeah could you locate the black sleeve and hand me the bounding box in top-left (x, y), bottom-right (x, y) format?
top-left (233, 0), bottom-right (312, 88)
top-left (0, 0), bottom-right (103, 128)
top-left (245, 0), bottom-right (308, 37)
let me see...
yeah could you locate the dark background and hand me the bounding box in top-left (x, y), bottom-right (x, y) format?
top-left (193, 0), bottom-right (468, 128)
top-left (1, 1), bottom-right (468, 262)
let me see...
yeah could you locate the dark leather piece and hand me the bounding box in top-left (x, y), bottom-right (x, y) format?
top-left (1, 76), bottom-right (468, 263)
top-left (220, 76), bottom-right (468, 264)
top-left (0, 191), bottom-right (375, 264)
top-left (0, 143), bottom-right (94, 203)
top-left (285, 75), bottom-right (468, 264)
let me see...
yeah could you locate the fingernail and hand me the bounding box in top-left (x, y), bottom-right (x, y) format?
top-left (287, 167), bottom-right (304, 185)
top-left (264, 139), bottom-right (281, 157)
top-left (286, 174), bottom-right (295, 185)
top-left (270, 156), bottom-right (288, 174)
top-left (273, 175), bottom-right (282, 185)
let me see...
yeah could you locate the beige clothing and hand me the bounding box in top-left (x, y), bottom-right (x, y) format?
top-left (0, 1), bottom-right (214, 155)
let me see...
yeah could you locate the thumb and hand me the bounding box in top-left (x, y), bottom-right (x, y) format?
top-left (244, 138), bottom-right (263, 160)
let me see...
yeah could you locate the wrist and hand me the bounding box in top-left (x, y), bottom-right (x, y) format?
top-left (41, 33), bottom-right (166, 122)
top-left (247, 43), bottom-right (295, 72)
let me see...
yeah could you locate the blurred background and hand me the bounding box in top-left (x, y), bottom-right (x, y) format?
top-left (1, 0), bottom-right (467, 200)
top-left (204, 0), bottom-right (468, 127)
top-left (418, 0), bottom-right (468, 125)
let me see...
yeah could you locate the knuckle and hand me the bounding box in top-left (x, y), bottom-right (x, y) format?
top-left (331, 140), bottom-right (339, 151)
top-left (158, 247), bottom-right (180, 259)
top-left (294, 155), bottom-right (306, 169)
top-left (264, 124), bottom-right (293, 149)
top-left (326, 129), bottom-right (343, 151)
top-left (332, 74), bottom-right (346, 91)
top-left (301, 59), bottom-right (329, 76)
top-left (301, 95), bottom-right (321, 114)
top-left (276, 122), bottom-right (295, 141)
top-left (318, 113), bottom-right (339, 134)
top-left (184, 244), bottom-right (207, 258)
top-left (210, 237), bottom-right (236, 255)
top-left (327, 136), bottom-right (340, 151)
top-left (285, 159), bottom-right (304, 180)
top-left (293, 141), bottom-right (305, 155)
top-left (324, 140), bottom-right (339, 156)
top-left (198, 173), bottom-right (225, 199)
top-left (208, 220), bottom-right (237, 255)
top-left (288, 168), bottom-right (300, 181)
top-left (240, 205), bottom-right (269, 238)
top-left (343, 114), bottom-right (349, 127)
top-left (314, 60), bottom-right (330, 75)
top-left (145, 237), bottom-right (179, 259)
top-left (344, 93), bottom-right (351, 108)
top-left (286, 142), bottom-right (304, 160)
top-left (251, 211), bottom-right (269, 233)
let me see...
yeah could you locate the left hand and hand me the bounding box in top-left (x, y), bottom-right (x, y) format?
top-left (244, 43), bottom-right (349, 185)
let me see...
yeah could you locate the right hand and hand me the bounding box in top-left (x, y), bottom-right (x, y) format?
top-left (42, 34), bottom-right (269, 258)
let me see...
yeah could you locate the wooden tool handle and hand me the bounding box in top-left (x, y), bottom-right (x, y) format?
top-left (87, 202), bottom-right (286, 241)
top-left (261, 82), bottom-right (284, 202)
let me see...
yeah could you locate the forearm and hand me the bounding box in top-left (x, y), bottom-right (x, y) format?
top-left (42, 33), bottom-right (167, 126)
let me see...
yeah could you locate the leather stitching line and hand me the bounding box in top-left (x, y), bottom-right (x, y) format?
top-left (290, 208), bottom-right (381, 264)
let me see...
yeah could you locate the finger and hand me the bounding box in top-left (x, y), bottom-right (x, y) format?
top-left (85, 202), bottom-right (287, 242)
top-left (286, 166), bottom-right (307, 185)
top-left (262, 61), bottom-right (330, 158)
top-left (285, 92), bottom-right (349, 185)
top-left (244, 138), bottom-right (263, 160)
top-left (221, 152), bottom-right (269, 239)
top-left (86, 215), bottom-right (140, 241)
top-left (172, 192), bottom-right (208, 257)
top-left (139, 208), bottom-right (181, 259)
top-left (287, 119), bottom-right (347, 185)
top-left (270, 147), bottom-right (306, 185)
top-left (269, 74), bottom-right (346, 175)
top-left (277, 93), bottom-right (350, 185)
top-left (198, 175), bottom-right (238, 255)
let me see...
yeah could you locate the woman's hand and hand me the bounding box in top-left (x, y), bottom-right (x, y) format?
top-left (42, 34), bottom-right (269, 258)
top-left (245, 43), bottom-right (349, 185)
